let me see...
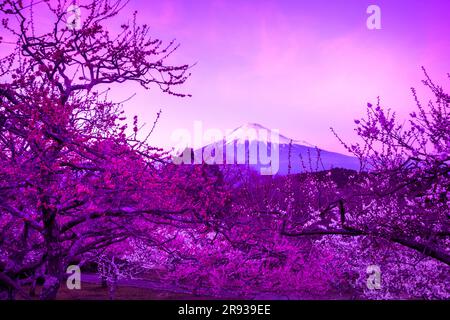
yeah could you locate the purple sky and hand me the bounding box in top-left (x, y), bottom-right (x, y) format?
top-left (6, 0), bottom-right (450, 153)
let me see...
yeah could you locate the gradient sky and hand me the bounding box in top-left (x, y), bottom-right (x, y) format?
top-left (4, 0), bottom-right (450, 153)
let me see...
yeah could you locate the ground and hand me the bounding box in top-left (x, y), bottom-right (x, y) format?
top-left (57, 282), bottom-right (213, 300)
top-left (17, 282), bottom-right (213, 300)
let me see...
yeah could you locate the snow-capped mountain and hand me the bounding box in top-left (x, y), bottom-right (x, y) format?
top-left (177, 123), bottom-right (360, 175)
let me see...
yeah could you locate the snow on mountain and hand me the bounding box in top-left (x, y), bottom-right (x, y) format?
top-left (224, 123), bottom-right (314, 147)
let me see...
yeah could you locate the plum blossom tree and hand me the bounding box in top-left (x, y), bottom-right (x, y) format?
top-left (278, 69), bottom-right (450, 299)
top-left (281, 69), bottom-right (449, 266)
top-left (0, 0), bottom-right (197, 299)
top-left (270, 69), bottom-right (449, 298)
top-left (332, 69), bottom-right (449, 266)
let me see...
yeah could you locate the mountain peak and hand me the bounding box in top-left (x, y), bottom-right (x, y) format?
top-left (238, 122), bottom-right (268, 130)
top-left (226, 123), bottom-right (314, 147)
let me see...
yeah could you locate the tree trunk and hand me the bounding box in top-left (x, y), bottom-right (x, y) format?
top-left (40, 275), bottom-right (60, 300)
top-left (29, 279), bottom-right (37, 297)
top-left (108, 278), bottom-right (117, 300)
top-left (7, 287), bottom-right (16, 300)
top-left (40, 203), bottom-right (63, 300)
top-left (40, 248), bottom-right (62, 300)
top-left (101, 276), bottom-right (108, 288)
